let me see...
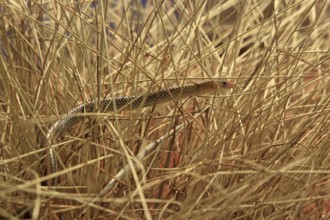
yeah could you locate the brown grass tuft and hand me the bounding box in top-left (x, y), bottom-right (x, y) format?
top-left (0, 1), bottom-right (329, 219)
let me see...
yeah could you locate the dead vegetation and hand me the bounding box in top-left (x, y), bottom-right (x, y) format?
top-left (0, 0), bottom-right (329, 219)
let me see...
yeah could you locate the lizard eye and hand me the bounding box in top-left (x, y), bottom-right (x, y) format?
top-left (220, 80), bottom-right (235, 89)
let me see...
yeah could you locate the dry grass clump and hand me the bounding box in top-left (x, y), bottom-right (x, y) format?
top-left (0, 0), bottom-right (329, 219)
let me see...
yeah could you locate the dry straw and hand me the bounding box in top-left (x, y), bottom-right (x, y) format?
top-left (0, 0), bottom-right (329, 219)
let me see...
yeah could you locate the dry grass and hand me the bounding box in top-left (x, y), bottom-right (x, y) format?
top-left (0, 0), bottom-right (329, 219)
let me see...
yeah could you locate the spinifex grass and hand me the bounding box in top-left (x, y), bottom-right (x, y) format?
top-left (0, 1), bottom-right (329, 219)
